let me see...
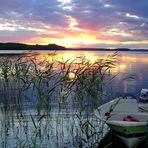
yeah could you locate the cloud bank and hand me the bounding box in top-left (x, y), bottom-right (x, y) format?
top-left (0, 0), bottom-right (148, 48)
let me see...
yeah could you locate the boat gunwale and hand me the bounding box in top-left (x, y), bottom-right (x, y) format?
top-left (96, 98), bottom-right (148, 124)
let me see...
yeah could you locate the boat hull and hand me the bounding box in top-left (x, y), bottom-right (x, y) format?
top-left (116, 134), bottom-right (145, 148)
top-left (107, 123), bottom-right (147, 138)
top-left (107, 121), bottom-right (148, 148)
top-left (96, 98), bottom-right (148, 147)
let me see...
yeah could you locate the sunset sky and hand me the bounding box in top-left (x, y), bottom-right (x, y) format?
top-left (0, 0), bottom-right (148, 48)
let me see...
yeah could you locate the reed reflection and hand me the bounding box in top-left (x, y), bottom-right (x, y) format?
top-left (0, 52), bottom-right (118, 147)
top-left (0, 51), bottom-right (147, 147)
top-left (29, 52), bottom-right (140, 74)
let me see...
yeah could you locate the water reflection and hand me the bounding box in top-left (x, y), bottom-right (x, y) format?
top-left (0, 51), bottom-right (148, 147)
top-left (110, 52), bottom-right (148, 97)
top-left (0, 51), bottom-right (148, 99)
top-left (34, 51), bottom-right (148, 97)
top-left (111, 63), bottom-right (127, 73)
top-left (32, 52), bottom-right (112, 63)
top-left (28, 51), bottom-right (148, 100)
top-left (0, 52), bottom-right (110, 147)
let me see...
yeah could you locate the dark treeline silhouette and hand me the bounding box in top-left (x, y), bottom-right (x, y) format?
top-left (0, 42), bottom-right (148, 51)
top-left (70, 48), bottom-right (130, 51)
top-left (0, 43), bottom-right (66, 50)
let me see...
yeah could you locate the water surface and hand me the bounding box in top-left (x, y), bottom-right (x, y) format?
top-left (24, 50), bottom-right (148, 98)
top-left (0, 50), bottom-right (147, 147)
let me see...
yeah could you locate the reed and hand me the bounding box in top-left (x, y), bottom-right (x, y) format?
top-left (0, 53), bottom-right (117, 147)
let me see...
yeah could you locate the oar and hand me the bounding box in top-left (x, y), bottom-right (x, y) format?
top-left (139, 107), bottom-right (148, 112)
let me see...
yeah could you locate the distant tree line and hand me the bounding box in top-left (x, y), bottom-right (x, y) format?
top-left (0, 43), bottom-right (147, 51)
top-left (0, 43), bottom-right (66, 50)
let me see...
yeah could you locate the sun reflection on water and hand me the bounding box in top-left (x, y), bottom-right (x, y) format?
top-left (35, 52), bottom-right (101, 64)
top-left (25, 51), bottom-right (148, 77)
top-left (111, 63), bottom-right (127, 73)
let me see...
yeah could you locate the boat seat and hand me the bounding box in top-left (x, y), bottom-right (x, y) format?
top-left (111, 99), bottom-right (138, 113)
top-left (97, 98), bottom-right (139, 120)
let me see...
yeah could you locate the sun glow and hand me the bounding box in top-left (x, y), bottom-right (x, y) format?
top-left (35, 33), bottom-right (99, 48)
top-left (50, 37), bottom-right (97, 47)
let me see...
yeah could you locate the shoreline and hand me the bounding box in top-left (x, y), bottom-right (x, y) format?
top-left (0, 49), bottom-right (148, 55)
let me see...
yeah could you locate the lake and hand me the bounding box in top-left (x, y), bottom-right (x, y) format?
top-left (54, 50), bottom-right (147, 99)
top-left (0, 50), bottom-right (147, 147)
top-left (2, 50), bottom-right (147, 98)
top-left (57, 50), bottom-right (148, 99)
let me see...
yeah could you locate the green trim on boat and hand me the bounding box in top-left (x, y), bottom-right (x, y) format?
top-left (108, 123), bottom-right (147, 136)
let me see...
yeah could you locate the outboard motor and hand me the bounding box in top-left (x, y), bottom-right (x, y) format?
top-left (140, 89), bottom-right (148, 102)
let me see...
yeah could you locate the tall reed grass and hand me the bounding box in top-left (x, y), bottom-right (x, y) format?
top-left (0, 53), bottom-right (117, 148)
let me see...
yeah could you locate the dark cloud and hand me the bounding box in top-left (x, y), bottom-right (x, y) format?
top-left (104, 0), bottom-right (148, 17)
top-left (0, 0), bottom-right (67, 26)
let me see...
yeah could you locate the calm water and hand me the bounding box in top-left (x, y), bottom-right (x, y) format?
top-left (0, 50), bottom-right (148, 99)
top-left (0, 50), bottom-right (147, 147)
top-left (25, 50), bottom-right (148, 99)
top-left (62, 51), bottom-right (148, 99)
top-left (104, 51), bottom-right (148, 99)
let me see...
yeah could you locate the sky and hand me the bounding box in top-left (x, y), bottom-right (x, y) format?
top-left (0, 0), bottom-right (148, 48)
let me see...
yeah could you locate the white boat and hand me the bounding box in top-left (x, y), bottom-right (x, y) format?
top-left (95, 98), bottom-right (148, 148)
top-left (140, 88), bottom-right (148, 102)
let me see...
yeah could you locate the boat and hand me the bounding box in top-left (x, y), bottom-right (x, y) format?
top-left (140, 88), bottom-right (148, 102)
top-left (95, 98), bottom-right (148, 148)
